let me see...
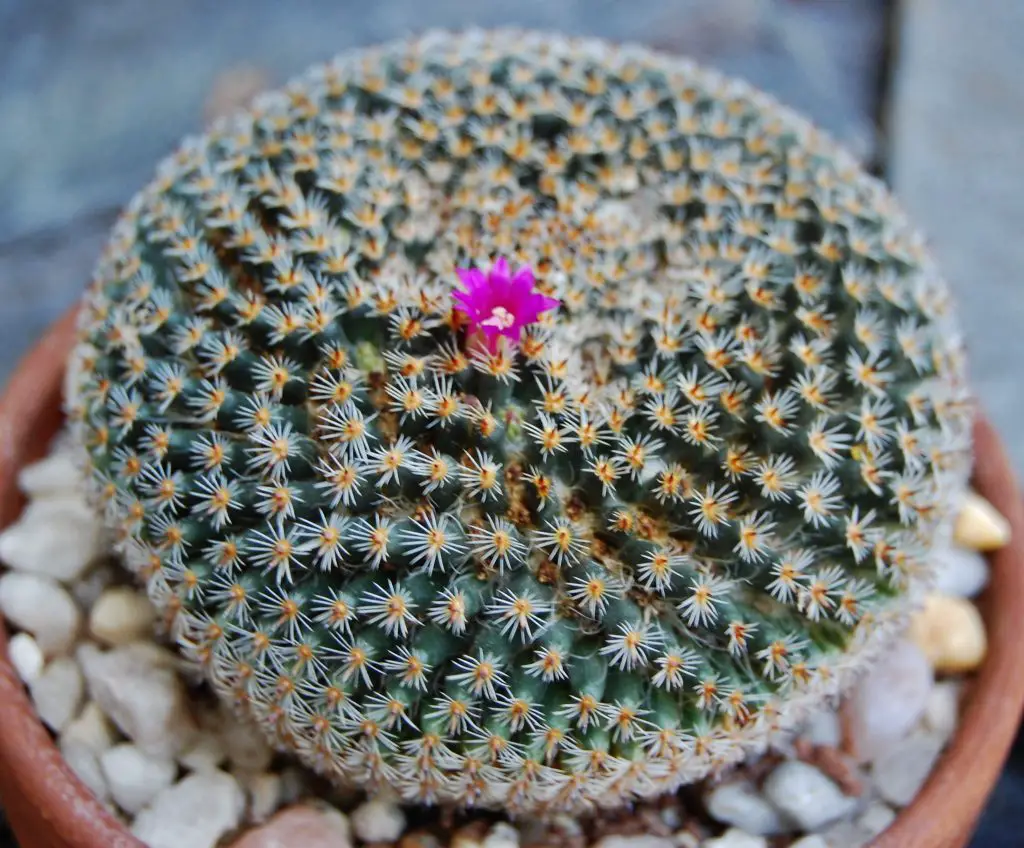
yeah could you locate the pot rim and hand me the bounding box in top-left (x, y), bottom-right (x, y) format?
top-left (1, 308), bottom-right (1023, 848)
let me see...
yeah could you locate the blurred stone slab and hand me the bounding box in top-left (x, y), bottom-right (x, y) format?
top-left (889, 0), bottom-right (1024, 473)
top-left (0, 0), bottom-right (885, 385)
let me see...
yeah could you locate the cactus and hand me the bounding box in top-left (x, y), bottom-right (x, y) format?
top-left (66, 29), bottom-right (973, 814)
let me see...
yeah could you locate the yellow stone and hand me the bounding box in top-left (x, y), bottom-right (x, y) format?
top-left (954, 491), bottom-right (1011, 551)
top-left (909, 594), bottom-right (987, 674)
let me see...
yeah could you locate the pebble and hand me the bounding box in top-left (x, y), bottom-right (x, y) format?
top-left (111, 639), bottom-right (181, 670)
top-left (7, 631), bottom-right (44, 683)
top-left (350, 797), bottom-right (407, 843)
top-left (0, 571), bottom-right (81, 655)
top-left (909, 594), bottom-right (987, 673)
top-left (954, 491), bottom-right (1011, 551)
top-left (844, 640), bottom-right (933, 762)
top-left (69, 561), bottom-right (118, 611)
top-left (762, 761), bottom-right (858, 832)
top-left (77, 642), bottom-right (198, 758)
top-left (871, 730), bottom-right (946, 807)
top-left (483, 822), bottom-right (521, 848)
top-left (922, 680), bottom-right (962, 740)
top-left (219, 707), bottom-right (275, 772)
top-left (244, 772), bottom-right (284, 824)
top-left (30, 657), bottom-right (84, 732)
top-left (228, 803), bottom-right (352, 848)
top-left (131, 770), bottom-right (245, 848)
top-left (817, 820), bottom-right (872, 848)
top-left (451, 821), bottom-right (489, 848)
top-left (401, 832), bottom-right (444, 848)
top-left (857, 802), bottom-right (897, 837)
top-left (0, 497), bottom-right (103, 582)
top-left (789, 838), bottom-right (829, 848)
top-left (17, 451), bottom-right (83, 499)
top-left (701, 830), bottom-right (768, 848)
top-left (59, 738), bottom-right (110, 804)
top-left (660, 806), bottom-right (683, 831)
top-left (594, 838), bottom-right (675, 848)
top-left (277, 767), bottom-right (309, 808)
top-left (704, 780), bottom-right (790, 836)
top-left (801, 708), bottom-right (842, 749)
top-left (61, 700), bottom-right (117, 753)
top-left (180, 730), bottom-right (228, 772)
top-left (100, 743), bottom-right (178, 814)
top-left (88, 587), bottom-right (155, 646)
top-left (932, 545), bottom-right (990, 598)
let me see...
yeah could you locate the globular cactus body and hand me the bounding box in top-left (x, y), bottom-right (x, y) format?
top-left (67, 29), bottom-right (972, 814)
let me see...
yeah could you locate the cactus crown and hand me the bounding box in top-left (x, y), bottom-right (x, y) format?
top-left (67, 29), bottom-right (972, 814)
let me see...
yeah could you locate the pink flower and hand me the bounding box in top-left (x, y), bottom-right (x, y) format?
top-left (453, 258), bottom-right (560, 348)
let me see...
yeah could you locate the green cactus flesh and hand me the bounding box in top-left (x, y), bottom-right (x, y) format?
top-left (67, 29), bottom-right (973, 813)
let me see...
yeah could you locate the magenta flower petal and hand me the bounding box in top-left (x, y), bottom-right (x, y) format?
top-left (453, 258), bottom-right (560, 347)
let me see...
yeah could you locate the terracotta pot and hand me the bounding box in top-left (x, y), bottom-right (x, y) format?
top-left (2, 310), bottom-right (1023, 848)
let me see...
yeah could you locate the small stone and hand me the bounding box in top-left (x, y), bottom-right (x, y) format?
top-left (871, 730), bottom-right (946, 806)
top-left (451, 822), bottom-right (486, 848)
top-left (795, 740), bottom-right (865, 798)
top-left (17, 450), bottom-right (83, 499)
top-left (484, 823), bottom-right (520, 848)
top-left (242, 771), bottom-right (284, 824)
top-left (671, 834), bottom-right (700, 848)
top-left (400, 831), bottom-right (443, 848)
top-left (61, 701), bottom-right (117, 753)
top-left (954, 491), bottom-right (1010, 551)
top-left (702, 830), bottom-right (768, 848)
top-left (0, 572), bottom-right (81, 655)
top-left (704, 780), bottom-right (790, 836)
top-left (220, 706), bottom-right (275, 772)
top-left (594, 837), bottom-right (675, 848)
top-left (909, 594), bottom-right (987, 673)
top-left (78, 642), bottom-right (198, 758)
top-left (7, 631), bottom-right (44, 684)
top-left (0, 497), bottom-right (103, 582)
top-left (30, 657), bottom-right (84, 732)
top-left (229, 803), bottom-right (352, 848)
top-left (59, 739), bottom-right (110, 803)
top-left (818, 820), bottom-right (871, 848)
top-left (112, 639), bottom-right (181, 670)
top-left (88, 587), bottom-right (155, 646)
top-left (802, 708), bottom-right (842, 749)
top-left (100, 743), bottom-right (177, 814)
top-left (922, 680), bottom-right (962, 740)
top-left (69, 561), bottom-right (119, 610)
top-left (762, 761), bottom-right (857, 832)
top-left (131, 770), bottom-right (245, 848)
top-left (843, 640), bottom-right (933, 762)
top-left (789, 837), bottom-right (829, 848)
top-left (351, 797), bottom-right (407, 843)
top-left (932, 545), bottom-right (990, 598)
top-left (278, 767), bottom-right (309, 807)
top-left (180, 730), bottom-right (228, 772)
top-left (857, 802), bottom-right (897, 837)
top-left (660, 806), bottom-right (683, 831)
